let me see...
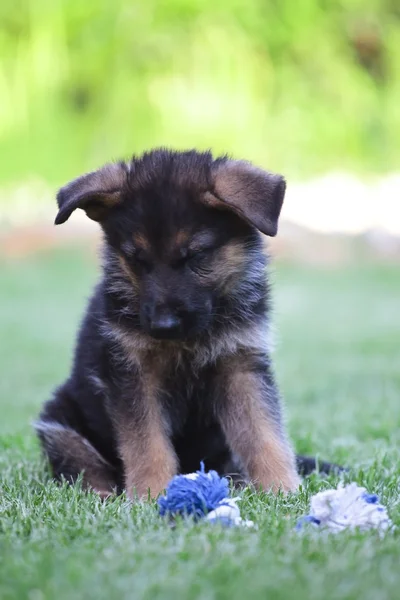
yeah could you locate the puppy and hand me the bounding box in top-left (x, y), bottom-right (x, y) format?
top-left (35, 149), bottom-right (332, 499)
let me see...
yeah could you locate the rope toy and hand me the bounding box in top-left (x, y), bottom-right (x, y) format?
top-left (158, 466), bottom-right (392, 534)
top-left (297, 482), bottom-right (392, 533)
top-left (158, 463), bottom-right (254, 527)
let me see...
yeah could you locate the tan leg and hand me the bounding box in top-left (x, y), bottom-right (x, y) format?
top-left (116, 374), bottom-right (178, 500)
top-left (217, 366), bottom-right (300, 493)
top-left (119, 422), bottom-right (178, 500)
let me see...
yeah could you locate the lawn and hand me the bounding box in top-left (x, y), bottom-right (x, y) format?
top-left (1, 247), bottom-right (400, 600)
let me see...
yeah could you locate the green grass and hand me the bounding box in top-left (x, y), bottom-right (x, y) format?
top-left (1, 248), bottom-right (400, 600)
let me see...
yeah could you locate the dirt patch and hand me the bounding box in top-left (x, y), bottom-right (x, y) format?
top-left (0, 224), bottom-right (100, 259)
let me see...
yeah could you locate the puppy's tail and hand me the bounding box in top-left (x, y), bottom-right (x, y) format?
top-left (296, 454), bottom-right (344, 477)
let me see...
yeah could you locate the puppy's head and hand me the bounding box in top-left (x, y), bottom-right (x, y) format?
top-left (55, 149), bottom-right (286, 340)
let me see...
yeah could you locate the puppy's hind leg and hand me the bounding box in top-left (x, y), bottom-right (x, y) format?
top-left (35, 420), bottom-right (118, 498)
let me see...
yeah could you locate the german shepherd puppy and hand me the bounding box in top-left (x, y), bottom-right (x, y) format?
top-left (35, 149), bottom-right (332, 499)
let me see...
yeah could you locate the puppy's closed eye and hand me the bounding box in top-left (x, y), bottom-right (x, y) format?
top-left (121, 242), bottom-right (152, 271)
top-left (186, 247), bottom-right (215, 274)
top-left (168, 246), bottom-right (214, 269)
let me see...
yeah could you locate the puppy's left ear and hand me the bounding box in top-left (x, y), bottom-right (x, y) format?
top-left (54, 161), bottom-right (128, 225)
top-left (205, 160), bottom-right (286, 236)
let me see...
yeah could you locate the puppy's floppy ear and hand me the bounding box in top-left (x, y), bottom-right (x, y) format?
top-left (54, 161), bottom-right (128, 225)
top-left (204, 160), bottom-right (286, 236)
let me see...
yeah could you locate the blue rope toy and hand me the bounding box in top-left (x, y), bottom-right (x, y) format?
top-left (158, 463), bottom-right (254, 527)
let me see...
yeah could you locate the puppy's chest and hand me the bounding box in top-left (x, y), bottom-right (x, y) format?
top-left (159, 362), bottom-right (217, 435)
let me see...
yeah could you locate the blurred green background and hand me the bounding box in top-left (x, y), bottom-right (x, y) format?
top-left (1, 0), bottom-right (399, 191)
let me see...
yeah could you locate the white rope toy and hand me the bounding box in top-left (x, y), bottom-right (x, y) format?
top-left (297, 482), bottom-right (392, 533)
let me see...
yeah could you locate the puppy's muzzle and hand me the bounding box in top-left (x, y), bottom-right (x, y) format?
top-left (149, 312), bottom-right (182, 339)
top-left (143, 304), bottom-right (183, 339)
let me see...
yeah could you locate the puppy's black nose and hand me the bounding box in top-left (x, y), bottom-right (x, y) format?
top-left (149, 313), bottom-right (182, 339)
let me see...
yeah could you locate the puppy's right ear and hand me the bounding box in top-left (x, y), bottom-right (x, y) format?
top-left (55, 161), bottom-right (128, 225)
